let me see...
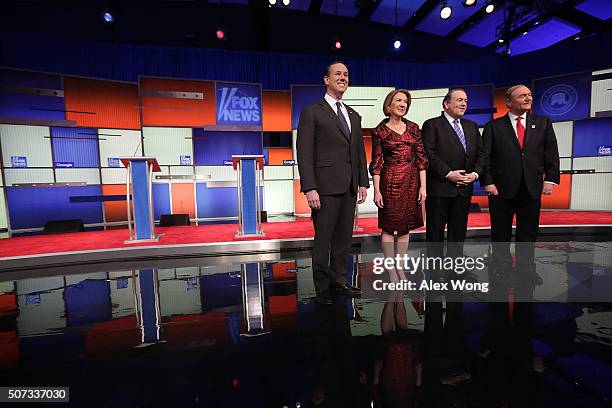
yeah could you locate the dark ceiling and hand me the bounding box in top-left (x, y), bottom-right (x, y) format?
top-left (1, 0), bottom-right (610, 62)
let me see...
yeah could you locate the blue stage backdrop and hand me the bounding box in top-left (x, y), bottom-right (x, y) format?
top-left (193, 130), bottom-right (262, 165)
top-left (533, 72), bottom-right (592, 122)
top-left (215, 82), bottom-right (262, 126)
top-left (291, 85), bottom-right (323, 129)
top-left (0, 68), bottom-right (65, 121)
top-left (7, 185), bottom-right (104, 229)
top-left (458, 84), bottom-right (494, 126)
top-left (572, 117), bottom-right (612, 157)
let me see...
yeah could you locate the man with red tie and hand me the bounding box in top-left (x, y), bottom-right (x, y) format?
top-left (481, 85), bottom-right (560, 281)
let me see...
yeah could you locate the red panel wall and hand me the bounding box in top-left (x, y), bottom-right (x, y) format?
top-left (542, 174), bottom-right (571, 209)
top-left (140, 78), bottom-right (216, 127)
top-left (103, 184), bottom-right (129, 222)
top-left (473, 174), bottom-right (571, 209)
top-left (267, 148), bottom-right (293, 165)
top-left (293, 180), bottom-right (309, 215)
top-left (171, 183), bottom-right (196, 219)
top-left (262, 90), bottom-right (291, 131)
top-left (64, 76), bottom-right (140, 129)
top-left (493, 88), bottom-right (508, 119)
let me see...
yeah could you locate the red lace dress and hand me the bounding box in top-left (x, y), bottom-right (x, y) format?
top-left (369, 118), bottom-right (428, 236)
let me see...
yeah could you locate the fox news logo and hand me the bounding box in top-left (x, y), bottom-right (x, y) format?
top-left (598, 145), bottom-right (612, 156)
top-left (217, 85), bottom-right (261, 125)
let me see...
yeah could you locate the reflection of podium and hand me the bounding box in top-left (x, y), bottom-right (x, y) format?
top-left (119, 157), bottom-right (161, 243)
top-left (232, 155), bottom-right (265, 237)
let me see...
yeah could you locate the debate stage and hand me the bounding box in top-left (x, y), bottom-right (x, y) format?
top-left (2, 211), bottom-right (612, 273)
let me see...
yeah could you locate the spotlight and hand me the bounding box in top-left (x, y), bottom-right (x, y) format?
top-left (522, 31), bottom-right (528, 36)
top-left (334, 40), bottom-right (342, 49)
top-left (464, 0), bottom-right (477, 6)
top-left (268, 0), bottom-right (277, 5)
top-left (485, 3), bottom-right (495, 13)
top-left (440, 4), bottom-right (452, 19)
top-left (216, 28), bottom-right (225, 40)
top-left (498, 38), bottom-right (504, 43)
top-left (393, 40), bottom-right (402, 49)
top-left (103, 11), bottom-right (113, 23)
top-left (282, 0), bottom-right (290, 5)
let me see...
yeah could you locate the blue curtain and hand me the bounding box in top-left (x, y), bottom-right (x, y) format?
top-left (1, 30), bottom-right (611, 90)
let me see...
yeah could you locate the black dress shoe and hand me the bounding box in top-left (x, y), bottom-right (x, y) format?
top-left (330, 283), bottom-right (361, 298)
top-left (316, 291), bottom-right (333, 305)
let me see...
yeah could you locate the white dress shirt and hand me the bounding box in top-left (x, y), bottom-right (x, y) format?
top-left (508, 111), bottom-right (555, 185)
top-left (324, 93), bottom-right (351, 133)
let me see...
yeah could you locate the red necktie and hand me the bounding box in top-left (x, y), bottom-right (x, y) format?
top-left (516, 116), bottom-right (525, 149)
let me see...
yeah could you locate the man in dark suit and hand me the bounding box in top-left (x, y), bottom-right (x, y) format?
top-left (482, 84), bottom-right (560, 279)
top-left (422, 88), bottom-right (485, 262)
top-left (297, 61), bottom-right (369, 305)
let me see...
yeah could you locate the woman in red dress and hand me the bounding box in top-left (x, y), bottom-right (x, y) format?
top-left (369, 89), bottom-right (428, 282)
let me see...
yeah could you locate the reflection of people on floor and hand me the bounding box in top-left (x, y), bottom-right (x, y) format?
top-left (422, 290), bottom-right (471, 406)
top-left (479, 273), bottom-right (540, 407)
top-left (311, 300), bottom-right (357, 407)
top-left (371, 291), bottom-right (422, 407)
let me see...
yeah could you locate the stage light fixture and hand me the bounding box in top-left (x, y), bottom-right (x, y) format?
top-left (498, 38), bottom-right (504, 43)
top-left (103, 11), bottom-right (113, 23)
top-left (464, 0), bottom-right (477, 6)
top-left (268, 0), bottom-right (277, 5)
top-left (440, 4), bottom-right (452, 19)
top-left (485, 3), bottom-right (495, 13)
top-left (282, 0), bottom-right (290, 5)
top-left (393, 40), bottom-right (402, 49)
top-left (335, 40), bottom-right (342, 49)
top-left (522, 31), bottom-right (528, 36)
top-left (216, 28), bottom-right (226, 40)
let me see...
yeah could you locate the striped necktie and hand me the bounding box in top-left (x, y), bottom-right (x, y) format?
top-left (453, 119), bottom-right (467, 152)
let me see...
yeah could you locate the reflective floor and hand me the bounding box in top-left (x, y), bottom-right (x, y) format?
top-left (0, 238), bottom-right (611, 407)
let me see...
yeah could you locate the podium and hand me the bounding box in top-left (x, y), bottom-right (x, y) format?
top-left (232, 155), bottom-right (265, 237)
top-left (119, 157), bottom-right (161, 243)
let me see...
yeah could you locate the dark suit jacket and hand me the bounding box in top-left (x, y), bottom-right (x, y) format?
top-left (297, 98), bottom-right (369, 195)
top-left (422, 114), bottom-right (485, 197)
top-left (481, 113), bottom-right (560, 199)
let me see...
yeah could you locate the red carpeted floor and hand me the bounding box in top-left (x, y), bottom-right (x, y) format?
top-left (1, 212), bottom-right (612, 259)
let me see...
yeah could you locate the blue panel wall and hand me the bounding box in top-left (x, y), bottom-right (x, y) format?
top-left (533, 72), bottom-right (592, 122)
top-left (0, 93), bottom-right (66, 120)
top-left (459, 84), bottom-right (494, 126)
top-left (193, 130), bottom-right (262, 165)
top-left (196, 183), bottom-right (264, 218)
top-left (0, 68), bottom-right (62, 88)
top-left (7, 185), bottom-right (104, 229)
top-left (152, 183), bottom-right (171, 220)
top-left (196, 183), bottom-right (239, 218)
top-left (0, 68), bottom-right (65, 120)
top-left (51, 127), bottom-right (99, 168)
top-left (65, 280), bottom-right (112, 326)
top-left (291, 85), bottom-right (323, 129)
top-left (572, 117), bottom-right (612, 157)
